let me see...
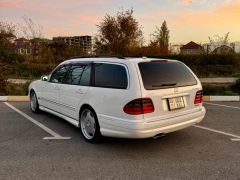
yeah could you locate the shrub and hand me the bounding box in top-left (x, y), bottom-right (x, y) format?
top-left (6, 63), bottom-right (55, 78)
top-left (231, 78), bottom-right (240, 92)
top-left (0, 63), bottom-right (6, 95)
top-left (4, 81), bottom-right (31, 95)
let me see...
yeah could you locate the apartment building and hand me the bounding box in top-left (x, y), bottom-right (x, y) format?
top-left (52, 36), bottom-right (92, 54)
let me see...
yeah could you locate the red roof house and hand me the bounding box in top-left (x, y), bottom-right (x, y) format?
top-left (180, 41), bottom-right (203, 55)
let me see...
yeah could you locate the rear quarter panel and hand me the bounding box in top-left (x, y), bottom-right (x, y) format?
top-left (80, 61), bottom-right (144, 121)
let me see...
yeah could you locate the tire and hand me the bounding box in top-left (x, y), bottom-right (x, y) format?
top-left (80, 108), bottom-right (101, 143)
top-left (30, 91), bottom-right (40, 113)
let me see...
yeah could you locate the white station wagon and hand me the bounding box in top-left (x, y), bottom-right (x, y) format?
top-left (29, 57), bottom-right (206, 142)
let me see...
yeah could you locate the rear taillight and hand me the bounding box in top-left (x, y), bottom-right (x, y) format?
top-left (123, 98), bottom-right (154, 115)
top-left (194, 90), bottom-right (203, 105)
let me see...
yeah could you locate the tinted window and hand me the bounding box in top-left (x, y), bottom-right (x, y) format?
top-left (80, 65), bottom-right (91, 86)
top-left (63, 64), bottom-right (91, 86)
top-left (64, 66), bottom-right (84, 85)
top-left (138, 61), bottom-right (197, 90)
top-left (50, 66), bottom-right (69, 83)
top-left (94, 63), bottom-right (128, 89)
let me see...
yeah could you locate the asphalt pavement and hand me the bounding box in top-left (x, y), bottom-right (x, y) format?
top-left (0, 102), bottom-right (239, 180)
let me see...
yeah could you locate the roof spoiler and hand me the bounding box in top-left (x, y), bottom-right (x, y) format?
top-left (68, 55), bottom-right (125, 60)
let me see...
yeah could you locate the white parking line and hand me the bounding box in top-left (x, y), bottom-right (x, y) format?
top-left (202, 102), bottom-right (240, 141)
top-left (204, 102), bottom-right (240, 110)
top-left (4, 102), bottom-right (71, 140)
top-left (194, 125), bottom-right (240, 142)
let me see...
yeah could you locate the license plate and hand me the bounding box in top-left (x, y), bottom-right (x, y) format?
top-left (168, 96), bottom-right (185, 110)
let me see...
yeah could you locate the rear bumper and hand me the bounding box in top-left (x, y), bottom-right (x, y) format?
top-left (98, 107), bottom-right (206, 139)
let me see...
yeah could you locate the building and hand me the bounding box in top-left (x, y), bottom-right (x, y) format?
top-left (52, 36), bottom-right (92, 54)
top-left (234, 42), bottom-right (240, 53)
top-left (213, 45), bottom-right (234, 54)
top-left (202, 42), bottom-right (239, 54)
top-left (170, 44), bottom-right (183, 54)
top-left (13, 38), bottom-right (48, 55)
top-left (13, 38), bottom-right (32, 55)
top-left (180, 41), bottom-right (203, 55)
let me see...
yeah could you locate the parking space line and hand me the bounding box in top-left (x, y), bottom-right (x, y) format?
top-left (204, 102), bottom-right (240, 110)
top-left (4, 102), bottom-right (71, 140)
top-left (194, 125), bottom-right (240, 142)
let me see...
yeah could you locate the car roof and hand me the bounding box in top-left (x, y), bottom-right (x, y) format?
top-left (60, 57), bottom-right (178, 66)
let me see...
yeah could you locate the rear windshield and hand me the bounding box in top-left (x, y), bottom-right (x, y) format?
top-left (138, 61), bottom-right (197, 90)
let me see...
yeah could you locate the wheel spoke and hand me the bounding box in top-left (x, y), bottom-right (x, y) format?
top-left (81, 109), bottom-right (97, 140)
top-left (86, 111), bottom-right (92, 120)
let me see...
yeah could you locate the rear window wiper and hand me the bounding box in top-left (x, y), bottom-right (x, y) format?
top-left (152, 83), bottom-right (177, 87)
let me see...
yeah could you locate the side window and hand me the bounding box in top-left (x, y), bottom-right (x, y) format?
top-left (94, 63), bottom-right (128, 89)
top-left (63, 64), bottom-right (91, 86)
top-left (64, 66), bottom-right (84, 85)
top-left (50, 66), bottom-right (69, 83)
top-left (80, 65), bottom-right (91, 86)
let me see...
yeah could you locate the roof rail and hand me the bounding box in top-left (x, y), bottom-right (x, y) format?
top-left (68, 55), bottom-right (125, 60)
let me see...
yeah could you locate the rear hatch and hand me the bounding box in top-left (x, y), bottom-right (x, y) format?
top-left (137, 60), bottom-right (202, 120)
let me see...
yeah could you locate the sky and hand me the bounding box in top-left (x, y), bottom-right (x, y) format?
top-left (0, 0), bottom-right (240, 44)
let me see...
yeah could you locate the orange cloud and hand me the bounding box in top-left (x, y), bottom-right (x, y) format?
top-left (75, 16), bottom-right (101, 25)
top-left (46, 28), bottom-right (70, 37)
top-left (0, 1), bottom-right (20, 7)
top-left (0, 0), bottom-right (27, 8)
top-left (172, 3), bottom-right (240, 27)
top-left (137, 2), bottom-right (240, 43)
top-left (179, 0), bottom-right (197, 5)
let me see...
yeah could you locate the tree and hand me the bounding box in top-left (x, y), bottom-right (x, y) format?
top-left (0, 21), bottom-right (17, 94)
top-left (151, 20), bottom-right (170, 54)
top-left (95, 9), bottom-right (143, 56)
top-left (21, 16), bottom-right (45, 62)
top-left (22, 16), bottom-right (43, 40)
top-left (208, 32), bottom-right (230, 47)
top-left (208, 32), bottom-right (235, 53)
top-left (0, 21), bottom-right (17, 56)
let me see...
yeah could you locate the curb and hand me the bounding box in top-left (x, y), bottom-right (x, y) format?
top-left (0, 96), bottom-right (240, 102)
top-left (0, 96), bottom-right (29, 102)
top-left (202, 96), bottom-right (240, 102)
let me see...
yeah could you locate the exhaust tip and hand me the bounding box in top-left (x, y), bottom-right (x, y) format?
top-left (153, 133), bottom-right (166, 140)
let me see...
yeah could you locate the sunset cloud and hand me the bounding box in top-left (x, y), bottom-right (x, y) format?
top-left (0, 0), bottom-right (240, 43)
top-left (75, 16), bottom-right (101, 25)
top-left (46, 28), bottom-right (70, 37)
top-left (173, 3), bottom-right (240, 27)
top-left (0, 1), bottom-right (25, 8)
top-left (180, 0), bottom-right (196, 5)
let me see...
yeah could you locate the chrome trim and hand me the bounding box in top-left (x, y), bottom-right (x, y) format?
top-left (162, 92), bottom-right (190, 99)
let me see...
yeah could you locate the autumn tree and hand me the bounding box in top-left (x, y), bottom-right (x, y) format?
top-left (208, 32), bottom-right (235, 53)
top-left (0, 21), bottom-right (17, 57)
top-left (22, 16), bottom-right (43, 40)
top-left (21, 16), bottom-right (45, 62)
top-left (95, 9), bottom-right (143, 56)
top-left (150, 20), bottom-right (170, 55)
top-left (0, 21), bottom-right (17, 94)
top-left (208, 32), bottom-right (230, 47)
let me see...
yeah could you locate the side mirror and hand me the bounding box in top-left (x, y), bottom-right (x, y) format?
top-left (41, 75), bottom-right (48, 81)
